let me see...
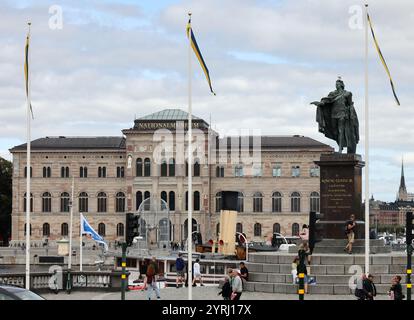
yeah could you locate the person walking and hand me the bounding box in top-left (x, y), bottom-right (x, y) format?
top-left (354, 273), bottom-right (367, 300)
top-left (363, 274), bottom-right (377, 300)
top-left (344, 214), bottom-right (357, 254)
top-left (175, 253), bottom-right (185, 288)
top-left (145, 257), bottom-right (160, 300)
top-left (218, 276), bottom-right (232, 300)
top-left (389, 275), bottom-right (404, 300)
top-left (192, 258), bottom-right (204, 287)
top-left (230, 269), bottom-right (243, 300)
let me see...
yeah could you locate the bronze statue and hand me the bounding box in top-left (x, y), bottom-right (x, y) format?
top-left (310, 78), bottom-right (359, 154)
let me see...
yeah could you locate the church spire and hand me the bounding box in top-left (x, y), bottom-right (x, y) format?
top-left (398, 157), bottom-right (408, 201)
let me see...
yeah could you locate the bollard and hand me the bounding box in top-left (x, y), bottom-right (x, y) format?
top-left (298, 272), bottom-right (305, 300)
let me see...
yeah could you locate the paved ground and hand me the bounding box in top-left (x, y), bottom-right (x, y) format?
top-left (41, 285), bottom-right (390, 300)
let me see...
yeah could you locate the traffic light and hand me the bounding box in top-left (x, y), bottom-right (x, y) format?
top-left (125, 213), bottom-right (140, 246)
top-left (406, 211), bottom-right (413, 248)
top-left (309, 211), bottom-right (324, 253)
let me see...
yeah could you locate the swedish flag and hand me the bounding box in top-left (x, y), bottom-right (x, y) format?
top-left (367, 13), bottom-right (400, 106)
top-left (24, 26), bottom-right (34, 118)
top-left (186, 17), bottom-right (216, 95)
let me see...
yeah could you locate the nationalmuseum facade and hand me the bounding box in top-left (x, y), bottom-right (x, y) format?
top-left (10, 109), bottom-right (333, 245)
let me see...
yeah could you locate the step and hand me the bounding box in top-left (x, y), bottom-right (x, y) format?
top-left (248, 272), bottom-right (406, 285)
top-left (315, 239), bottom-right (386, 246)
top-left (244, 281), bottom-right (407, 295)
top-left (310, 246), bottom-right (391, 254)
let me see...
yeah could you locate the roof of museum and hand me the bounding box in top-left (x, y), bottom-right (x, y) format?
top-left (137, 109), bottom-right (201, 121)
top-left (10, 136), bottom-right (126, 151)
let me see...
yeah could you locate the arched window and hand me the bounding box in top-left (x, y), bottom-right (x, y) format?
top-left (194, 160), bottom-right (200, 177)
top-left (60, 192), bottom-right (70, 212)
top-left (254, 223), bottom-right (262, 237)
top-left (24, 223), bottom-right (32, 236)
top-left (291, 192), bottom-right (301, 212)
top-left (159, 218), bottom-right (171, 241)
top-left (136, 191), bottom-right (143, 210)
top-left (98, 223), bottom-right (106, 237)
top-left (116, 192), bottom-right (125, 212)
top-left (43, 223), bottom-right (50, 237)
top-left (144, 191), bottom-right (151, 210)
top-left (117, 223), bottom-right (124, 237)
top-left (79, 192), bottom-right (88, 212)
top-left (253, 192), bottom-right (263, 213)
top-left (43, 166), bottom-right (51, 178)
top-left (98, 167), bottom-right (107, 178)
top-left (216, 223), bottom-right (220, 236)
top-left (23, 193), bottom-right (33, 212)
top-left (272, 192), bottom-right (282, 213)
top-left (80, 166), bottom-right (88, 178)
top-left (161, 191), bottom-right (167, 204)
top-left (310, 166), bottom-right (320, 177)
top-left (310, 192), bottom-right (320, 212)
top-left (292, 223), bottom-right (300, 236)
top-left (169, 191), bottom-right (175, 211)
top-left (61, 166), bottom-right (69, 178)
top-left (238, 192), bottom-right (244, 213)
top-left (24, 166), bottom-right (32, 178)
top-left (215, 192), bottom-right (222, 213)
top-left (236, 223), bottom-right (243, 233)
top-left (273, 223), bottom-right (281, 234)
top-left (42, 192), bottom-right (52, 212)
top-left (136, 158), bottom-right (143, 177)
top-left (61, 223), bottom-right (69, 236)
top-left (97, 192), bottom-right (107, 212)
top-left (144, 158), bottom-right (151, 176)
top-left (169, 158), bottom-right (175, 177)
top-left (160, 159), bottom-right (167, 177)
top-left (194, 191), bottom-right (200, 211)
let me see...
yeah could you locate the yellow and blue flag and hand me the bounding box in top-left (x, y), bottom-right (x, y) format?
top-left (186, 17), bottom-right (216, 95)
top-left (367, 13), bottom-right (400, 106)
top-left (24, 27), bottom-right (34, 118)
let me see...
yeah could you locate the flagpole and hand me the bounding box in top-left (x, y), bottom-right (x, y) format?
top-left (187, 11), bottom-right (193, 301)
top-left (68, 177), bottom-right (74, 269)
top-left (25, 22), bottom-right (32, 290)
top-left (80, 213), bottom-right (83, 272)
top-left (364, 3), bottom-right (370, 275)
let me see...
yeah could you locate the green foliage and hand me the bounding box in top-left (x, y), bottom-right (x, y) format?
top-left (0, 157), bottom-right (12, 243)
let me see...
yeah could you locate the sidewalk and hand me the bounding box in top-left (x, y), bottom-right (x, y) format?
top-left (41, 285), bottom-right (390, 300)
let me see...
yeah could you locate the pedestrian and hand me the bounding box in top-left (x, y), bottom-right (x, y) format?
top-left (389, 275), bottom-right (404, 300)
top-left (175, 253), bottom-right (185, 288)
top-left (145, 256), bottom-right (160, 300)
top-left (192, 258), bottom-right (204, 287)
top-left (239, 262), bottom-right (249, 288)
top-left (291, 256), bottom-right (299, 284)
top-left (354, 273), bottom-right (366, 300)
top-left (363, 274), bottom-right (377, 300)
top-left (297, 242), bottom-right (311, 294)
top-left (217, 276), bottom-right (232, 300)
top-left (344, 214), bottom-right (357, 254)
top-left (299, 224), bottom-right (309, 242)
top-left (230, 269), bottom-right (243, 300)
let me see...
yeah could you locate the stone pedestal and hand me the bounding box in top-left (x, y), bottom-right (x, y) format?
top-left (315, 153), bottom-right (365, 239)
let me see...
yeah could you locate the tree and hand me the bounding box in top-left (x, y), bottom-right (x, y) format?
top-left (0, 157), bottom-right (12, 245)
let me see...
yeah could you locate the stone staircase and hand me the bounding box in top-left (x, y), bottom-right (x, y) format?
top-left (245, 252), bottom-right (407, 295)
top-left (288, 239), bottom-right (391, 254)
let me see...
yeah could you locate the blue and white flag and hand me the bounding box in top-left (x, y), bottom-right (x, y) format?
top-left (80, 213), bottom-right (108, 251)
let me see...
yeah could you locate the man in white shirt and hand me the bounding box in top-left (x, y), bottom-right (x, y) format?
top-left (192, 258), bottom-right (204, 287)
top-left (230, 269), bottom-right (243, 300)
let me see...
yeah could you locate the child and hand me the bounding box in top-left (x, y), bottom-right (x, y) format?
top-left (218, 276), bottom-right (232, 300)
top-left (291, 256), bottom-right (299, 284)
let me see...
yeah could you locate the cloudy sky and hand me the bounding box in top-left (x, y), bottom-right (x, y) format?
top-left (1, 0), bottom-right (413, 202)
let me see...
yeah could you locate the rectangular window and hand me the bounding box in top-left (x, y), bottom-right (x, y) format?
top-left (291, 166), bottom-right (300, 177)
top-left (272, 165), bottom-right (282, 177)
top-left (252, 164), bottom-right (262, 177)
top-left (310, 166), bottom-right (320, 177)
top-left (117, 166), bottom-right (125, 178)
top-left (235, 166), bottom-right (244, 177)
